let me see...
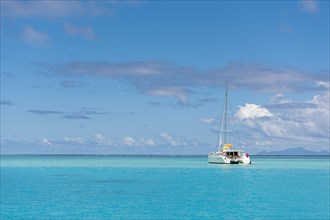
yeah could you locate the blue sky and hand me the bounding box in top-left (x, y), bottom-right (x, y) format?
top-left (1, 0), bottom-right (329, 154)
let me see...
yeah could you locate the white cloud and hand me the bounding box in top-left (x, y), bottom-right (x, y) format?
top-left (199, 117), bottom-right (216, 125)
top-left (94, 133), bottom-right (111, 145)
top-left (21, 26), bottom-right (49, 46)
top-left (139, 138), bottom-right (156, 146)
top-left (236, 104), bottom-right (273, 120)
top-left (316, 81), bottom-right (330, 89)
top-left (1, 1), bottom-right (104, 18)
top-left (145, 87), bottom-right (188, 104)
top-left (159, 132), bottom-right (177, 146)
top-left (64, 23), bottom-right (96, 40)
top-left (121, 136), bottom-right (136, 146)
top-left (299, 0), bottom-right (320, 14)
top-left (93, 134), bottom-right (157, 147)
top-left (41, 138), bottom-right (53, 146)
top-left (268, 94), bottom-right (291, 105)
top-left (64, 137), bottom-right (84, 144)
top-left (237, 92), bottom-right (329, 152)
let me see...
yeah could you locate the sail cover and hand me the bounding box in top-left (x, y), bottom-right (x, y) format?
top-left (223, 144), bottom-right (233, 149)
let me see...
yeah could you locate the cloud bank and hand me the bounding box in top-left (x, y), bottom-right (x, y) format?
top-left (299, 0), bottom-right (320, 14)
top-left (63, 23), bottom-right (96, 40)
top-left (1, 131), bottom-right (203, 155)
top-left (236, 92), bottom-right (329, 151)
top-left (28, 108), bottom-right (107, 119)
top-left (34, 60), bottom-right (329, 105)
top-left (21, 26), bottom-right (49, 47)
top-left (236, 104), bottom-right (273, 120)
top-left (1, 1), bottom-right (108, 18)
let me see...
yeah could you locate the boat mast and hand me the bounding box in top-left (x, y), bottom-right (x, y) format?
top-left (224, 80), bottom-right (228, 147)
top-left (218, 81), bottom-right (228, 151)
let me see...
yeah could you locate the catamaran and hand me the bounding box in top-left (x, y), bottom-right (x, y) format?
top-left (208, 81), bottom-right (252, 164)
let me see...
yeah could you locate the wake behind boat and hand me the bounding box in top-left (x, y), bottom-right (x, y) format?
top-left (208, 81), bottom-right (252, 164)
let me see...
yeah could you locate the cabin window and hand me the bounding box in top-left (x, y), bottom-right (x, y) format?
top-left (225, 151), bottom-right (242, 157)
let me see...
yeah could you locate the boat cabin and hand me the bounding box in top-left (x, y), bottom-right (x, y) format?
top-left (223, 150), bottom-right (243, 158)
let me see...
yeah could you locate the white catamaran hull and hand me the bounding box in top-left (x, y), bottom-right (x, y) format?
top-left (208, 152), bottom-right (251, 164)
top-left (208, 154), bottom-right (229, 164)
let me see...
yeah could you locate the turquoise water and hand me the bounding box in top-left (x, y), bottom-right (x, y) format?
top-left (1, 155), bottom-right (329, 219)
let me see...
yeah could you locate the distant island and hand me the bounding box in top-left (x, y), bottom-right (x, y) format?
top-left (256, 147), bottom-right (329, 156)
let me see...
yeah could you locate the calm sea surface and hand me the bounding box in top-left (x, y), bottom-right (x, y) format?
top-left (1, 155), bottom-right (329, 219)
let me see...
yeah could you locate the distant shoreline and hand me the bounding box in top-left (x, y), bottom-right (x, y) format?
top-left (1, 154), bottom-right (329, 157)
